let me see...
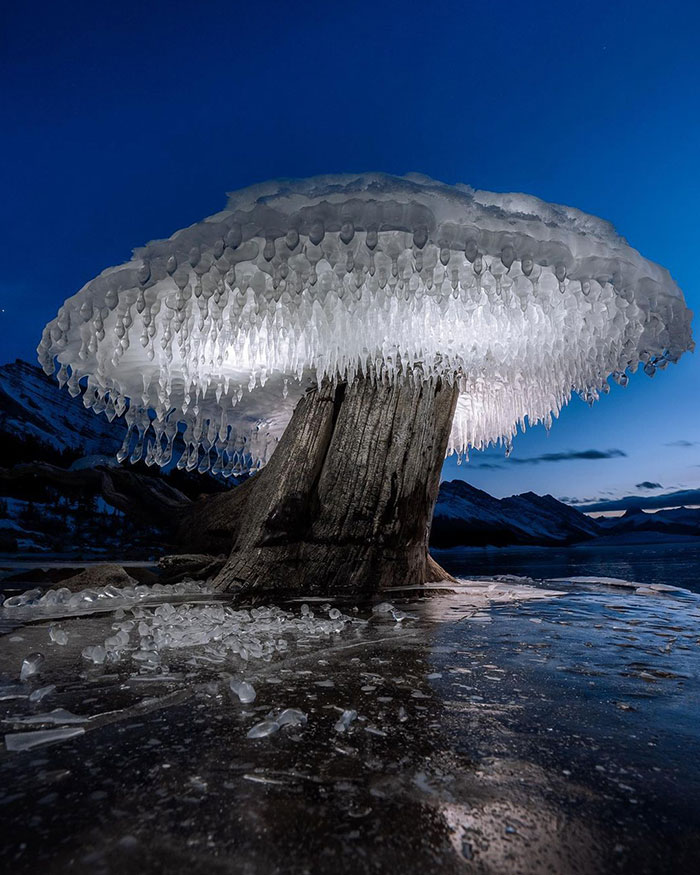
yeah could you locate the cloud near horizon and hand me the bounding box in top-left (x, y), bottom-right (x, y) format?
top-left (574, 488), bottom-right (700, 513)
top-left (636, 481), bottom-right (662, 490)
top-left (508, 449), bottom-right (626, 465)
top-left (664, 440), bottom-right (697, 448)
top-left (467, 448), bottom-right (627, 470)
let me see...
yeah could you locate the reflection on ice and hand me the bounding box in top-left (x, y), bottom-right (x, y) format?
top-left (0, 575), bottom-right (698, 873)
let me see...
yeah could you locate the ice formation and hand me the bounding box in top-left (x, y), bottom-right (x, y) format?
top-left (38, 173), bottom-right (693, 472)
top-left (78, 601), bottom-right (355, 668)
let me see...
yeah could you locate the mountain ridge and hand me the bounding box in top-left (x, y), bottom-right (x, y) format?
top-left (431, 479), bottom-right (602, 547)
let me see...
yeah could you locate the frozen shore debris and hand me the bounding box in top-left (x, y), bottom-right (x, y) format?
top-left (1, 579), bottom-right (213, 611)
top-left (67, 600), bottom-right (357, 672)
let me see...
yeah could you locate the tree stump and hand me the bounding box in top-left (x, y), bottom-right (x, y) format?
top-left (210, 375), bottom-right (459, 597)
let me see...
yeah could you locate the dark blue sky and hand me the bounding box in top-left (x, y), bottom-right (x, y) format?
top-left (2, 0), bottom-right (699, 508)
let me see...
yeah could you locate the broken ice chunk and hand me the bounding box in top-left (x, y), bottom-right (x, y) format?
top-left (372, 602), bottom-right (395, 614)
top-left (328, 608), bottom-right (341, 620)
top-left (20, 653), bottom-right (44, 681)
top-left (277, 708), bottom-right (307, 727)
top-left (49, 625), bottom-right (69, 645)
top-left (391, 609), bottom-right (408, 622)
top-left (5, 727), bottom-right (85, 752)
top-left (246, 720), bottom-right (280, 739)
top-left (3, 588), bottom-right (42, 608)
top-left (28, 685), bottom-right (56, 703)
top-left (81, 645), bottom-right (106, 665)
top-left (230, 680), bottom-right (256, 703)
top-left (102, 584), bottom-right (123, 598)
top-left (334, 709), bottom-right (358, 733)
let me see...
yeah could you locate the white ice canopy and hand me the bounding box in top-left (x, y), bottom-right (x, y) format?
top-left (39, 173), bottom-right (693, 475)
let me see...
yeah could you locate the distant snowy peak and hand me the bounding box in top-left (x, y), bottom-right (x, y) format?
top-left (0, 359), bottom-right (124, 459)
top-left (431, 479), bottom-right (601, 547)
top-left (593, 505), bottom-right (700, 536)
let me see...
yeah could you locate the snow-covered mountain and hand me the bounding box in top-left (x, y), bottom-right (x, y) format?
top-left (431, 479), bottom-right (603, 547)
top-left (593, 506), bottom-right (700, 538)
top-left (0, 360), bottom-right (210, 557)
top-left (0, 359), bottom-right (124, 462)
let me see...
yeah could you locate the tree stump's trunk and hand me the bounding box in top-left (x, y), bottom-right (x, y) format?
top-left (211, 375), bottom-right (459, 597)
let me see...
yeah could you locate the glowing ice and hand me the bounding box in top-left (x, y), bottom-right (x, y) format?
top-left (38, 173), bottom-right (693, 472)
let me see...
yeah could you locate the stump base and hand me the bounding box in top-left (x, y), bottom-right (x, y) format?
top-left (209, 375), bottom-right (459, 597)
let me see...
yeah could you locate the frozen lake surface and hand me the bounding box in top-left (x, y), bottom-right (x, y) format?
top-left (0, 573), bottom-right (699, 874)
top-left (436, 540), bottom-right (700, 594)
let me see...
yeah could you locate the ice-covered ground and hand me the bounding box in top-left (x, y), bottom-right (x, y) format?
top-left (1, 575), bottom-right (699, 874)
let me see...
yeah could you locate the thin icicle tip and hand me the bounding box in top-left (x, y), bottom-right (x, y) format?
top-left (38, 172), bottom-right (693, 473)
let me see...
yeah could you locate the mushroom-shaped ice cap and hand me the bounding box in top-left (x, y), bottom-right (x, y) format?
top-left (39, 173), bottom-right (693, 474)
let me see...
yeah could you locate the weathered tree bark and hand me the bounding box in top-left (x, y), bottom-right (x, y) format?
top-left (208, 375), bottom-right (459, 597)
